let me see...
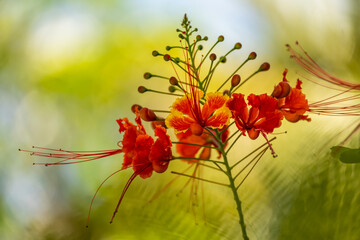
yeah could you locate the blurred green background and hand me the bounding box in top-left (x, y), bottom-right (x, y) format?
top-left (1, 0), bottom-right (359, 239)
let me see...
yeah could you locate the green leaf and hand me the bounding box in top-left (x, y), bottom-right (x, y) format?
top-left (331, 146), bottom-right (360, 163)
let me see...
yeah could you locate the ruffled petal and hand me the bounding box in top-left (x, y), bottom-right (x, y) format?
top-left (170, 95), bottom-right (193, 115)
top-left (165, 110), bottom-right (195, 133)
top-left (206, 106), bottom-right (231, 129)
top-left (176, 131), bottom-right (207, 158)
top-left (149, 127), bottom-right (172, 173)
top-left (202, 92), bottom-right (229, 120)
top-left (227, 93), bottom-right (249, 123)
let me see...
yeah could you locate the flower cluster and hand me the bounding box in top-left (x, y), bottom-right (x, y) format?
top-left (22, 15), bottom-right (347, 238)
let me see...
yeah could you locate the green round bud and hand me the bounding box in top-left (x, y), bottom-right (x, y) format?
top-left (163, 54), bottom-right (171, 61)
top-left (210, 53), bottom-right (217, 61)
top-left (168, 86), bottom-right (177, 93)
top-left (220, 56), bottom-right (227, 63)
top-left (194, 28), bottom-right (198, 32)
top-left (248, 52), bottom-right (257, 60)
top-left (196, 35), bottom-right (201, 41)
top-left (152, 50), bottom-right (159, 57)
top-left (178, 34), bottom-right (185, 39)
top-left (143, 72), bottom-right (152, 79)
top-left (198, 45), bottom-right (203, 50)
top-left (138, 86), bottom-right (147, 93)
top-left (234, 42), bottom-right (242, 49)
top-left (259, 62), bottom-right (270, 71)
top-left (203, 36), bottom-right (208, 41)
top-left (169, 77), bottom-right (178, 85)
top-left (218, 35), bottom-right (224, 42)
top-left (166, 46), bottom-right (171, 51)
top-left (174, 57), bottom-right (180, 63)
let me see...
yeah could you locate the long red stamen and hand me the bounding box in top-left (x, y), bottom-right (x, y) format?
top-left (109, 163), bottom-right (152, 223)
top-left (19, 147), bottom-right (123, 166)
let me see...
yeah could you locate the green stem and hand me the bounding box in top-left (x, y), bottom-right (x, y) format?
top-left (214, 130), bottom-right (249, 240)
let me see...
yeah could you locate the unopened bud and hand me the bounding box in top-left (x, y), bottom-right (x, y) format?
top-left (210, 53), bottom-right (217, 61)
top-left (198, 45), bottom-right (203, 50)
top-left (203, 36), bottom-right (208, 41)
top-left (143, 72), bottom-right (152, 79)
top-left (248, 52), bottom-right (257, 60)
top-left (152, 50), bottom-right (159, 57)
top-left (168, 86), bottom-right (177, 92)
top-left (218, 35), bottom-right (224, 42)
top-left (190, 123), bottom-right (203, 136)
top-left (138, 86), bottom-right (147, 93)
top-left (139, 108), bottom-right (157, 122)
top-left (259, 62), bottom-right (270, 71)
top-left (174, 57), bottom-right (180, 63)
top-left (131, 104), bottom-right (142, 113)
top-left (220, 56), bottom-right (227, 63)
top-left (178, 34), bottom-right (185, 39)
top-left (163, 54), bottom-right (171, 61)
top-left (231, 74), bottom-right (241, 87)
top-left (166, 46), bottom-right (171, 51)
top-left (169, 77), bottom-right (178, 85)
top-left (272, 81), bottom-right (291, 99)
top-left (223, 89), bottom-right (230, 96)
top-left (234, 42), bottom-right (242, 49)
top-left (196, 35), bottom-right (201, 41)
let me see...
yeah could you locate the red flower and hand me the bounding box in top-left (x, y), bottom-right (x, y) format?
top-left (176, 127), bottom-right (229, 162)
top-left (274, 69), bottom-right (311, 123)
top-left (166, 91), bottom-right (231, 136)
top-left (227, 93), bottom-right (283, 140)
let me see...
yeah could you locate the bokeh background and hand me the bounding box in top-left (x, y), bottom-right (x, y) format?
top-left (1, 0), bottom-right (359, 239)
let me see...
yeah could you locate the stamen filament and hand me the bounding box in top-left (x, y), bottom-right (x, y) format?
top-left (171, 171), bottom-right (229, 187)
top-left (172, 141), bottom-right (219, 149)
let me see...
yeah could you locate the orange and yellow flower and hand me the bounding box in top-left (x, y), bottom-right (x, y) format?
top-left (165, 91), bottom-right (231, 135)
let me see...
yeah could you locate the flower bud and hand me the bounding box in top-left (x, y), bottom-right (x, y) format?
top-left (138, 86), bottom-right (147, 93)
top-left (169, 77), bottom-right (178, 85)
top-left (223, 89), bottom-right (230, 96)
top-left (190, 123), bottom-right (203, 136)
top-left (198, 45), bottom-right (203, 50)
top-left (248, 52), bottom-right (257, 60)
top-left (220, 56), bottom-right (227, 63)
top-left (234, 42), bottom-right (242, 49)
top-left (139, 108), bottom-right (157, 121)
top-left (231, 74), bottom-right (241, 87)
top-left (131, 104), bottom-right (142, 113)
top-left (210, 53), bottom-right (217, 61)
top-left (196, 35), bottom-right (201, 41)
top-left (168, 86), bottom-right (177, 93)
top-left (174, 57), bottom-right (180, 63)
top-left (178, 34), bottom-right (185, 39)
top-left (152, 50), bottom-right (159, 57)
top-left (166, 46), bottom-right (171, 51)
top-left (259, 62), bottom-right (270, 71)
top-left (272, 81), bottom-right (291, 99)
top-left (218, 35), bottom-right (224, 42)
top-left (163, 54), bottom-right (171, 61)
top-left (203, 36), bottom-right (208, 41)
top-left (143, 72), bottom-right (152, 79)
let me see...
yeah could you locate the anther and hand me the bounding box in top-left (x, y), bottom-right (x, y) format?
top-left (152, 50), bottom-right (159, 57)
top-left (209, 53), bottom-right (217, 61)
top-left (143, 72), bottom-right (152, 79)
top-left (248, 52), bottom-right (257, 60)
top-left (231, 74), bottom-right (241, 87)
top-left (169, 77), bottom-right (178, 85)
top-left (218, 35), bottom-right (224, 42)
top-left (163, 54), bottom-right (171, 61)
top-left (139, 108), bottom-right (157, 122)
top-left (234, 42), bottom-right (242, 50)
top-left (138, 86), bottom-right (147, 93)
top-left (258, 62), bottom-right (270, 72)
